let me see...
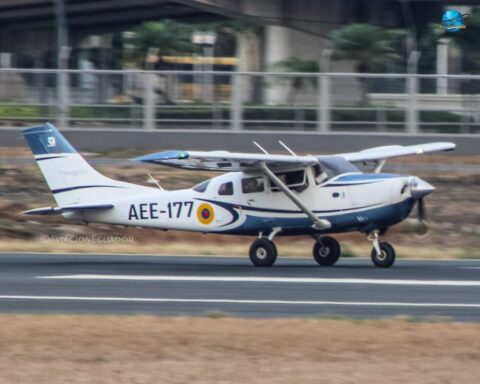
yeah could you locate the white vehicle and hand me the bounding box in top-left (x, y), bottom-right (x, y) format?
top-left (22, 123), bottom-right (455, 268)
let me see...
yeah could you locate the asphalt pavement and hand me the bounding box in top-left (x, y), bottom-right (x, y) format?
top-left (0, 253), bottom-right (480, 321)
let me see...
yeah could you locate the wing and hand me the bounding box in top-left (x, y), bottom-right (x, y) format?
top-left (133, 150), bottom-right (318, 172)
top-left (337, 142), bottom-right (456, 163)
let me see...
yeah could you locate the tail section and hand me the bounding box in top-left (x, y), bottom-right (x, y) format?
top-left (23, 123), bottom-right (150, 206)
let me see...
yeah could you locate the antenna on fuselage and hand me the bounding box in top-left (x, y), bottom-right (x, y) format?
top-left (253, 141), bottom-right (269, 154)
top-left (146, 173), bottom-right (163, 190)
top-left (278, 140), bottom-right (297, 156)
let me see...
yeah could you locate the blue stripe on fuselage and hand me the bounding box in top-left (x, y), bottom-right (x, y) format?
top-left (324, 173), bottom-right (402, 187)
top-left (334, 173), bottom-right (400, 182)
top-left (216, 198), bottom-right (415, 236)
top-left (197, 198), bottom-right (381, 215)
top-left (51, 185), bottom-right (124, 194)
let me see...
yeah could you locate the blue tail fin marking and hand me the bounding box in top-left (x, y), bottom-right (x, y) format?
top-left (22, 123), bottom-right (76, 156)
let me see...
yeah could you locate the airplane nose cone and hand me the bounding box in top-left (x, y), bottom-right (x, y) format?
top-left (410, 177), bottom-right (435, 200)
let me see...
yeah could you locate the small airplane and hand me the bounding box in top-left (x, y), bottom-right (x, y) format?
top-left (22, 123), bottom-right (456, 268)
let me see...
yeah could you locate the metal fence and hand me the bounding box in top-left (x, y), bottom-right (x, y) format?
top-left (1, 68), bottom-right (480, 134)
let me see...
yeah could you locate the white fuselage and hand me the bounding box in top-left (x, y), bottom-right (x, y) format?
top-left (68, 167), bottom-right (416, 236)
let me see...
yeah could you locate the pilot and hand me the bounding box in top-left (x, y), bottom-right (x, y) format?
top-left (218, 182), bottom-right (233, 195)
top-left (244, 178), bottom-right (262, 193)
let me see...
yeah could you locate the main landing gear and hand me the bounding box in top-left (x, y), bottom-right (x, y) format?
top-left (312, 235), bottom-right (341, 266)
top-left (249, 227), bottom-right (281, 267)
top-left (249, 238), bottom-right (277, 267)
top-left (248, 228), bottom-right (396, 268)
top-left (249, 228), bottom-right (344, 268)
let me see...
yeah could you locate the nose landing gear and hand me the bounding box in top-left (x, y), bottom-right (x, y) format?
top-left (368, 230), bottom-right (396, 268)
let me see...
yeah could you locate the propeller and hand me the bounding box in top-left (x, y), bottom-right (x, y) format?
top-left (415, 197), bottom-right (429, 237)
top-left (410, 177), bottom-right (434, 237)
top-left (417, 197), bottom-right (425, 221)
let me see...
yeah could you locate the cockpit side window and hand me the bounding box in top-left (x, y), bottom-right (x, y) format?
top-left (242, 177), bottom-right (264, 194)
top-left (270, 169), bottom-right (308, 192)
top-left (218, 181), bottom-right (234, 196)
top-left (193, 180), bottom-right (210, 193)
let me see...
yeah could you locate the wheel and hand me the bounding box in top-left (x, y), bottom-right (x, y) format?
top-left (249, 238), bottom-right (277, 267)
top-left (371, 241), bottom-right (396, 268)
top-left (313, 236), bottom-right (341, 266)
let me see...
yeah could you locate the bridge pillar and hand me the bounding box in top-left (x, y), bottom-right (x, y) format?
top-left (264, 25), bottom-right (328, 105)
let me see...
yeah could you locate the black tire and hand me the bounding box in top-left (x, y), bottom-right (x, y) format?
top-left (249, 238), bottom-right (277, 267)
top-left (313, 236), bottom-right (341, 266)
top-left (371, 242), bottom-right (396, 268)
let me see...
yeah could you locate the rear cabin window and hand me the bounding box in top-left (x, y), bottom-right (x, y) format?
top-left (242, 177), bottom-right (264, 194)
top-left (193, 180), bottom-right (210, 193)
top-left (270, 169), bottom-right (307, 192)
top-left (218, 182), bottom-right (234, 196)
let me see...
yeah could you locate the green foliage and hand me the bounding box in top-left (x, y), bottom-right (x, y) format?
top-left (124, 19), bottom-right (260, 66)
top-left (271, 57), bottom-right (320, 103)
top-left (126, 20), bottom-right (195, 66)
top-left (0, 105), bottom-right (45, 118)
top-left (273, 57), bottom-right (320, 73)
top-left (330, 23), bottom-right (401, 72)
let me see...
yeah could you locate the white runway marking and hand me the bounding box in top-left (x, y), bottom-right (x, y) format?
top-left (38, 274), bottom-right (480, 287)
top-left (0, 295), bottom-right (479, 308)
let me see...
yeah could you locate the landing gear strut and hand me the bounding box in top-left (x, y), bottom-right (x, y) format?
top-left (368, 230), bottom-right (396, 268)
top-left (312, 236), bottom-right (341, 266)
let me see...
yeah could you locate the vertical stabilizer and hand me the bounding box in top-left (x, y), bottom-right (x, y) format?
top-left (22, 123), bottom-right (148, 206)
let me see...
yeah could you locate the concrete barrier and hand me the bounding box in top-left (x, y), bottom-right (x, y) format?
top-left (2, 128), bottom-right (479, 155)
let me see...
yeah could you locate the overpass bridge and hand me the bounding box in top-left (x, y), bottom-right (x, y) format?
top-left (0, 0), bottom-right (446, 68)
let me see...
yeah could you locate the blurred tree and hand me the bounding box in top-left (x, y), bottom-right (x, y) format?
top-left (416, 23), bottom-right (443, 75)
top-left (330, 24), bottom-right (400, 72)
top-left (124, 20), bottom-right (195, 104)
top-left (272, 57), bottom-right (320, 104)
top-left (330, 23), bottom-right (401, 104)
top-left (126, 20), bottom-right (195, 68)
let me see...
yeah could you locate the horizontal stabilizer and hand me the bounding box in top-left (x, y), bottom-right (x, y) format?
top-left (22, 203), bottom-right (114, 215)
top-left (22, 207), bottom-right (60, 215)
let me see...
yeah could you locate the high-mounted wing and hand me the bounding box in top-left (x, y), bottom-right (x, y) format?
top-left (133, 150), bottom-right (318, 172)
top-left (337, 142), bottom-right (456, 163)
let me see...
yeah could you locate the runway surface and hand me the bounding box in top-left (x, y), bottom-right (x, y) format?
top-left (1, 253), bottom-right (480, 321)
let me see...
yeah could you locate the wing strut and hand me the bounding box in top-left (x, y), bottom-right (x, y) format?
top-left (258, 163), bottom-right (331, 230)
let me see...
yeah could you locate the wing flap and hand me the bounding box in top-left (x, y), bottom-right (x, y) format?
top-left (133, 150), bottom-right (318, 171)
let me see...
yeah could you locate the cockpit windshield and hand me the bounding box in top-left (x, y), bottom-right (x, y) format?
top-left (317, 156), bottom-right (361, 179)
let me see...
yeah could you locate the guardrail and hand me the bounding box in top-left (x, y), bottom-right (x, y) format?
top-left (1, 68), bottom-right (480, 134)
